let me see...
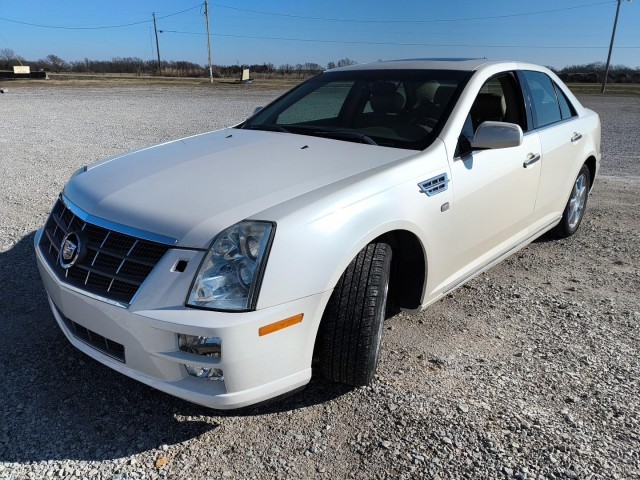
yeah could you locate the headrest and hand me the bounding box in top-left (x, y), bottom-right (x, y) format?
top-left (471, 93), bottom-right (505, 121)
top-left (414, 81), bottom-right (439, 105)
top-left (433, 85), bottom-right (456, 106)
top-left (370, 82), bottom-right (404, 114)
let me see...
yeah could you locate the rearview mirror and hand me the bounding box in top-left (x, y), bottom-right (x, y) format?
top-left (471, 121), bottom-right (523, 150)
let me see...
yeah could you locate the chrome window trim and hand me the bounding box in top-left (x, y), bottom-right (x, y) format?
top-left (532, 114), bottom-right (580, 133)
top-left (61, 194), bottom-right (177, 246)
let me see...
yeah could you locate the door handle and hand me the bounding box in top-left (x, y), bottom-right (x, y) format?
top-left (571, 132), bottom-right (583, 143)
top-left (523, 153), bottom-right (541, 168)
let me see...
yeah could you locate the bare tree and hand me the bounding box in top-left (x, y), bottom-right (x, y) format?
top-left (45, 54), bottom-right (70, 72)
top-left (0, 48), bottom-right (17, 69)
top-left (336, 58), bottom-right (357, 67)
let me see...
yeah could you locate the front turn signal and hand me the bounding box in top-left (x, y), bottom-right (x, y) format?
top-left (259, 314), bottom-right (304, 337)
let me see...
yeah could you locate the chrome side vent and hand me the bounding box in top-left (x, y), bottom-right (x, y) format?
top-left (418, 173), bottom-right (449, 196)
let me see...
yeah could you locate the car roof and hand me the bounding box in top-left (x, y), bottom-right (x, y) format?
top-left (329, 58), bottom-right (508, 72)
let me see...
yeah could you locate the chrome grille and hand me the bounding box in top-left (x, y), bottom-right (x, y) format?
top-left (39, 198), bottom-right (171, 305)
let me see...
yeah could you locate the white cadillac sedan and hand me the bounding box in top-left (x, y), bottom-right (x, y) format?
top-left (35, 59), bottom-right (600, 409)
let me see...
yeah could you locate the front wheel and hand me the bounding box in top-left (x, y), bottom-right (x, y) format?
top-left (315, 243), bottom-right (392, 386)
top-left (554, 164), bottom-right (591, 238)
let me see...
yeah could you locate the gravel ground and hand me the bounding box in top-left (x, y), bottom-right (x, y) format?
top-left (1, 86), bottom-right (639, 480)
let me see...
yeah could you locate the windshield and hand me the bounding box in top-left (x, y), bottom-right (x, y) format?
top-left (240, 69), bottom-right (472, 150)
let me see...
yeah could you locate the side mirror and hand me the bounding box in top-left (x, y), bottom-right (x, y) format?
top-left (471, 121), bottom-right (523, 150)
top-left (253, 106), bottom-right (263, 115)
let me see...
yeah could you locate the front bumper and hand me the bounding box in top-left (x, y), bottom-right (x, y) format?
top-left (35, 228), bottom-right (331, 409)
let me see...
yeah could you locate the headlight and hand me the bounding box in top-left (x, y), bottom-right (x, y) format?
top-left (187, 221), bottom-right (275, 311)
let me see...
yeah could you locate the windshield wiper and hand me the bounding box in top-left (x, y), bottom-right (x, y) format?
top-left (311, 130), bottom-right (378, 146)
top-left (245, 124), bottom-right (378, 146)
top-left (245, 124), bottom-right (291, 133)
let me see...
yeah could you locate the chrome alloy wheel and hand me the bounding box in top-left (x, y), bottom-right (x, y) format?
top-left (567, 173), bottom-right (588, 229)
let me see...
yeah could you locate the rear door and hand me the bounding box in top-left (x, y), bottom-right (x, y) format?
top-left (520, 71), bottom-right (584, 226)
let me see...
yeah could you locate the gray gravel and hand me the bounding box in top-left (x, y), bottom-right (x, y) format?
top-left (1, 85), bottom-right (639, 479)
top-left (577, 95), bottom-right (640, 177)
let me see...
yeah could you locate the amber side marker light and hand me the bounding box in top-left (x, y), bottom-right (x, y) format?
top-left (259, 314), bottom-right (304, 336)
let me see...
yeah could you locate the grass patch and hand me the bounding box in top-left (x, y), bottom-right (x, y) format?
top-left (4, 74), bottom-right (640, 96)
top-left (1, 73), bottom-right (303, 90)
top-left (567, 83), bottom-right (640, 96)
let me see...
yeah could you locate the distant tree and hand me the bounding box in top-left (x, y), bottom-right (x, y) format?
top-left (336, 58), bottom-right (357, 67)
top-left (585, 72), bottom-right (599, 83)
top-left (614, 73), bottom-right (631, 83)
top-left (302, 62), bottom-right (323, 72)
top-left (555, 62), bottom-right (640, 83)
top-left (16, 54), bottom-right (640, 81)
top-left (0, 48), bottom-right (16, 69)
top-left (0, 49), bottom-right (26, 69)
top-left (45, 54), bottom-right (70, 72)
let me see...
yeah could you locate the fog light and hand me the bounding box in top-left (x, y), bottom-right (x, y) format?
top-left (184, 364), bottom-right (224, 381)
top-left (178, 334), bottom-right (221, 358)
top-left (178, 334), bottom-right (223, 381)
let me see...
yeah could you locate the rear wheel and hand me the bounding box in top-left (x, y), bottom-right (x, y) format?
top-left (315, 243), bottom-right (391, 386)
top-left (554, 164), bottom-right (590, 238)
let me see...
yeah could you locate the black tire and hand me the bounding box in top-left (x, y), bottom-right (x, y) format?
top-left (315, 243), bottom-right (392, 386)
top-left (554, 164), bottom-right (591, 238)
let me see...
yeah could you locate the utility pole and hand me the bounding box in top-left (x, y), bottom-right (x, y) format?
top-left (601, 0), bottom-right (627, 93)
top-left (152, 13), bottom-right (162, 75)
top-left (204, 0), bottom-right (213, 83)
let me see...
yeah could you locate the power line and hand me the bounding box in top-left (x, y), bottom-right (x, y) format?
top-left (0, 1), bottom-right (616, 30)
top-left (159, 30), bottom-right (640, 49)
top-left (0, 4), bottom-right (203, 30)
top-left (208, 1), bottom-right (616, 24)
top-left (0, 31), bottom-right (23, 65)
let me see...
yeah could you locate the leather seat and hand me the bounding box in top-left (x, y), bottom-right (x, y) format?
top-left (432, 85), bottom-right (456, 108)
top-left (470, 93), bottom-right (505, 129)
top-left (369, 82), bottom-right (404, 114)
top-left (409, 84), bottom-right (456, 121)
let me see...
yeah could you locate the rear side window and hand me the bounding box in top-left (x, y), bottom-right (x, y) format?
top-left (522, 71), bottom-right (562, 128)
top-left (555, 84), bottom-right (577, 120)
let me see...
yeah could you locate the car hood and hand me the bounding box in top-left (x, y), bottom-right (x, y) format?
top-left (64, 128), bottom-right (416, 248)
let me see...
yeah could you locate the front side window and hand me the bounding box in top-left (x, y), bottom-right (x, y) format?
top-left (458, 72), bottom-right (526, 155)
top-left (523, 71), bottom-right (563, 128)
top-left (242, 69), bottom-right (472, 150)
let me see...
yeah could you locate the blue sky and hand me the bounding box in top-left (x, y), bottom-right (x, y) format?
top-left (1, 1), bottom-right (639, 69)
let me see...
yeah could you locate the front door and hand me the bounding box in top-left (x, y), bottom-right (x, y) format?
top-left (444, 72), bottom-right (542, 289)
